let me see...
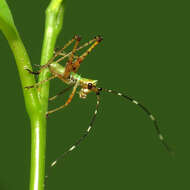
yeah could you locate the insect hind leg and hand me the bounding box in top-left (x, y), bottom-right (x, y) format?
top-left (43, 35), bottom-right (79, 68)
top-left (70, 36), bottom-right (103, 74)
top-left (63, 35), bottom-right (81, 79)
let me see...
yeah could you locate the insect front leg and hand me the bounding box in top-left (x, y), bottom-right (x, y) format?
top-left (46, 78), bottom-right (80, 116)
top-left (49, 85), bottom-right (73, 101)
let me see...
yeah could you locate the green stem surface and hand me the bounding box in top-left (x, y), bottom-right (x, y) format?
top-left (39, 0), bottom-right (65, 111)
top-left (0, 0), bottom-right (66, 189)
top-left (0, 0), bottom-right (39, 115)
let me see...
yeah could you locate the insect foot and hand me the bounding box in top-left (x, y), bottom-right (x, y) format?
top-left (74, 34), bottom-right (82, 41)
top-left (95, 35), bottom-right (103, 42)
top-left (24, 85), bottom-right (35, 89)
top-left (24, 66), bottom-right (40, 75)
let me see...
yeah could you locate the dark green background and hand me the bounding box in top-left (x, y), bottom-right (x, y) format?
top-left (0, 0), bottom-right (189, 189)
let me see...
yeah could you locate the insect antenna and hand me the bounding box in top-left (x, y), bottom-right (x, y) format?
top-left (44, 95), bottom-right (100, 187)
top-left (102, 88), bottom-right (173, 154)
top-left (47, 94), bottom-right (100, 172)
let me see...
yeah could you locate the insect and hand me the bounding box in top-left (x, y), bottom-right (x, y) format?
top-left (25, 35), bottom-right (172, 174)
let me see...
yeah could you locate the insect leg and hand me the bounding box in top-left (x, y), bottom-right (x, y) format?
top-left (103, 88), bottom-right (172, 153)
top-left (55, 37), bottom-right (97, 64)
top-left (24, 75), bottom-right (57, 89)
top-left (63, 35), bottom-right (81, 79)
top-left (24, 67), bottom-right (40, 75)
top-left (49, 85), bottom-right (73, 101)
top-left (37, 35), bottom-right (80, 73)
top-left (57, 51), bottom-right (79, 59)
top-left (71, 36), bottom-right (103, 73)
top-left (24, 36), bottom-right (79, 77)
top-left (50, 94), bottom-right (100, 168)
top-left (46, 79), bottom-right (80, 116)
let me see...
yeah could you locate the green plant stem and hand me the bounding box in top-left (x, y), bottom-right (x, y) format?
top-left (0, 0), bottom-right (66, 190)
top-left (30, 114), bottom-right (46, 190)
top-left (30, 0), bottom-right (65, 189)
top-left (39, 0), bottom-right (65, 111)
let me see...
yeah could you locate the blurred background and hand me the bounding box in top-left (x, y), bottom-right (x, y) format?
top-left (0, 0), bottom-right (189, 189)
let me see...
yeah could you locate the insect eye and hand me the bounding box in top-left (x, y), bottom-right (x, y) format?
top-left (88, 83), bottom-right (93, 89)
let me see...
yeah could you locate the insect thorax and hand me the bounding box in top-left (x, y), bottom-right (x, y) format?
top-left (49, 62), bottom-right (98, 98)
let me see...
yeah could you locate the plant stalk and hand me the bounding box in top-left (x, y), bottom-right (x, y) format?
top-left (0, 0), bottom-right (66, 189)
